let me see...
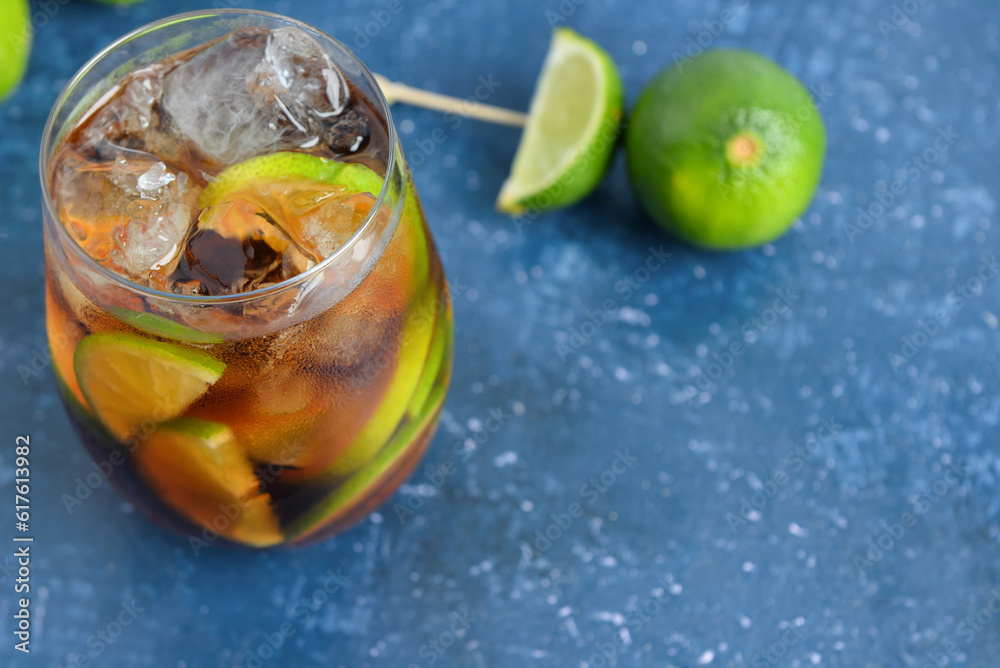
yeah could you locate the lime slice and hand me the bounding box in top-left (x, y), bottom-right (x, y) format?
top-left (200, 152), bottom-right (383, 208)
top-left (286, 380), bottom-right (448, 541)
top-left (325, 270), bottom-right (442, 477)
top-left (109, 307), bottom-right (223, 344)
top-left (496, 28), bottom-right (623, 215)
top-left (134, 418), bottom-right (282, 548)
top-left (405, 303), bottom-right (452, 417)
top-left (74, 333), bottom-right (225, 440)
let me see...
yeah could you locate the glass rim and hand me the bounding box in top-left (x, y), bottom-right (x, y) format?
top-left (39, 8), bottom-right (399, 307)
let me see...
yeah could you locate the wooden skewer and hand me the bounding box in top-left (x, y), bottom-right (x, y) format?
top-left (374, 74), bottom-right (528, 127)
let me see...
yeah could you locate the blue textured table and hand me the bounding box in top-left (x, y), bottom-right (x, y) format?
top-left (2, 1), bottom-right (999, 666)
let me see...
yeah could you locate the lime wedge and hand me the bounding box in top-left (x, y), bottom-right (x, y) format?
top-left (405, 303), bottom-right (452, 417)
top-left (324, 282), bottom-right (439, 477)
top-left (109, 307), bottom-right (223, 344)
top-left (0, 0), bottom-right (31, 103)
top-left (74, 333), bottom-right (225, 440)
top-left (134, 418), bottom-right (282, 548)
top-left (286, 380), bottom-right (448, 541)
top-left (322, 196), bottom-right (444, 479)
top-left (200, 152), bottom-right (384, 207)
top-left (496, 28), bottom-right (623, 215)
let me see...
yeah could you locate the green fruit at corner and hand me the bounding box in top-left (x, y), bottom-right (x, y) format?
top-left (626, 49), bottom-right (826, 250)
top-left (0, 0), bottom-right (31, 102)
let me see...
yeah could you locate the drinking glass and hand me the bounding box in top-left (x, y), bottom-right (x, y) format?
top-left (41, 10), bottom-right (453, 547)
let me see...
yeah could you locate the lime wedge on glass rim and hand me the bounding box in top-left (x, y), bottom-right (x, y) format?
top-left (496, 27), bottom-right (623, 215)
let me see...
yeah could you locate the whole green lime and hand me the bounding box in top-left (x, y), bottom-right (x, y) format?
top-left (626, 49), bottom-right (826, 250)
top-left (0, 0), bottom-right (31, 102)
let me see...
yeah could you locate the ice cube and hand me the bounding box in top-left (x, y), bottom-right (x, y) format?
top-left (161, 29), bottom-right (284, 166)
top-left (137, 161), bottom-right (176, 192)
top-left (284, 191), bottom-right (375, 259)
top-left (160, 27), bottom-right (355, 166)
top-left (154, 198), bottom-right (316, 296)
top-left (81, 66), bottom-right (161, 151)
top-left (78, 62), bottom-right (199, 167)
top-left (260, 27), bottom-right (349, 125)
top-left (120, 161), bottom-right (193, 277)
top-left (53, 149), bottom-right (199, 283)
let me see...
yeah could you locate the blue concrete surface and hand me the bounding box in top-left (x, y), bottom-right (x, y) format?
top-left (1, 0), bottom-right (999, 666)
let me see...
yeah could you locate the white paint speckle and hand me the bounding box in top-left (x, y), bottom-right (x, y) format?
top-left (494, 451), bottom-right (518, 467)
top-left (596, 611), bottom-right (626, 625)
top-left (618, 306), bottom-right (651, 326)
top-left (789, 522), bottom-right (809, 537)
top-left (697, 649), bottom-right (715, 664)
